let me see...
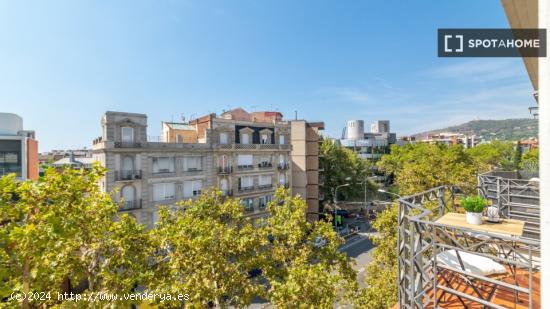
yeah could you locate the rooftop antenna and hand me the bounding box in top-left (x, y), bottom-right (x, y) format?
top-left (181, 114), bottom-right (185, 123)
top-left (295, 110), bottom-right (298, 120)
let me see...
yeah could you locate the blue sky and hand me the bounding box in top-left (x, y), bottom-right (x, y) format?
top-left (0, 0), bottom-right (534, 151)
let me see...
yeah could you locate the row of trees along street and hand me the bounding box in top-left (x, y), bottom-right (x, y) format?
top-left (0, 140), bottom-right (538, 308)
top-left (0, 165), bottom-right (366, 308)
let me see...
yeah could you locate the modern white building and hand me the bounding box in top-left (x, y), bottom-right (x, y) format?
top-left (0, 113), bottom-right (38, 180)
top-left (339, 119), bottom-right (397, 161)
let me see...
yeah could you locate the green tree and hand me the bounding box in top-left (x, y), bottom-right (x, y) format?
top-left (319, 139), bottom-right (374, 203)
top-left (148, 190), bottom-right (265, 308)
top-left (0, 165), bottom-right (150, 308)
top-left (520, 148), bottom-right (539, 173)
top-left (360, 143), bottom-right (479, 308)
top-left (148, 187), bottom-right (358, 308)
top-left (466, 140), bottom-right (516, 173)
top-left (377, 143), bottom-right (477, 196)
top-left (262, 188), bottom-right (357, 308)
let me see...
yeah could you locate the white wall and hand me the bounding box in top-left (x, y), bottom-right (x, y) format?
top-left (540, 0), bottom-right (549, 306)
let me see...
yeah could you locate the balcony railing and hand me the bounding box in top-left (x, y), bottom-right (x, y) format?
top-left (397, 174), bottom-right (540, 309)
top-left (218, 166), bottom-right (233, 174)
top-left (278, 182), bottom-right (290, 189)
top-left (221, 189), bottom-right (233, 197)
top-left (257, 184), bottom-right (273, 190)
top-left (238, 186), bottom-right (255, 193)
top-left (119, 199), bottom-right (142, 211)
top-left (277, 162), bottom-right (289, 170)
top-left (258, 162), bottom-right (273, 169)
top-left (151, 169), bottom-right (175, 175)
top-left (185, 167), bottom-right (203, 172)
top-left (114, 141), bottom-right (142, 148)
top-left (237, 165), bottom-right (254, 170)
top-left (217, 144), bottom-right (291, 151)
top-left (115, 170), bottom-right (142, 181)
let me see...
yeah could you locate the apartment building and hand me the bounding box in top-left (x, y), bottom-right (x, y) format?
top-left (421, 132), bottom-right (480, 148)
top-left (0, 113), bottom-right (38, 180)
top-left (92, 108), bottom-right (300, 227)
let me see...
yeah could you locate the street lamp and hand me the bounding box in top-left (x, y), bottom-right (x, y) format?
top-left (359, 176), bottom-right (379, 210)
top-left (334, 183), bottom-right (350, 230)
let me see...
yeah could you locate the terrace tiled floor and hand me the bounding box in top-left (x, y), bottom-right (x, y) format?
top-left (427, 268), bottom-right (540, 309)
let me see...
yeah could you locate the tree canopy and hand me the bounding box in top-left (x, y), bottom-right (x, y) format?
top-left (465, 140), bottom-right (517, 173)
top-left (1, 167), bottom-right (359, 308)
top-left (0, 164), bottom-right (150, 308)
top-left (319, 139), bottom-right (375, 203)
top-left (377, 143), bottom-right (477, 196)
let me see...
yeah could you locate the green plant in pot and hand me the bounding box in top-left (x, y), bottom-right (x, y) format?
top-left (461, 195), bottom-right (487, 225)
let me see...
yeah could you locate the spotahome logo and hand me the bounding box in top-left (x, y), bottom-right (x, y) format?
top-left (438, 29), bottom-right (546, 57)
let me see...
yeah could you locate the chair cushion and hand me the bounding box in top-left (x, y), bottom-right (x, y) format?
top-left (437, 249), bottom-right (507, 276)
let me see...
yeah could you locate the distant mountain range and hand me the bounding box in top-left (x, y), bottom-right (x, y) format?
top-left (412, 118), bottom-right (538, 141)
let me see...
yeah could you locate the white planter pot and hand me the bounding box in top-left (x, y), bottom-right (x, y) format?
top-left (466, 212), bottom-right (483, 225)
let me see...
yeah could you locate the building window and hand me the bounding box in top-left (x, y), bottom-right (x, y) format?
top-left (152, 157), bottom-right (175, 174)
top-left (259, 155), bottom-right (271, 167)
top-left (220, 178), bottom-right (229, 193)
top-left (176, 134), bottom-right (183, 143)
top-left (121, 127), bottom-right (134, 143)
top-left (153, 183), bottom-right (175, 201)
top-left (183, 180), bottom-right (203, 198)
top-left (121, 185), bottom-right (135, 204)
top-left (241, 198), bottom-right (254, 212)
top-left (239, 176), bottom-right (254, 190)
top-left (259, 175), bottom-right (272, 188)
top-left (241, 133), bottom-right (250, 144)
top-left (279, 174), bottom-right (286, 185)
top-left (259, 195), bottom-right (273, 210)
top-left (237, 154), bottom-right (253, 168)
top-left (184, 156), bottom-right (202, 171)
top-left (122, 156), bottom-right (134, 171)
top-left (0, 151), bottom-right (21, 177)
top-left (219, 132), bottom-right (228, 144)
top-left (261, 134), bottom-right (269, 144)
top-left (279, 135), bottom-right (285, 145)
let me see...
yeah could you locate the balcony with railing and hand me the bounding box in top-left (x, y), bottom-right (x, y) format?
top-left (114, 141), bottom-right (142, 148)
top-left (115, 170), bottom-right (142, 181)
top-left (237, 164), bottom-right (254, 171)
top-left (397, 173), bottom-right (540, 308)
top-left (238, 185), bottom-right (255, 193)
top-left (258, 162), bottom-right (273, 169)
top-left (217, 143), bottom-right (291, 151)
top-left (218, 166), bottom-right (233, 174)
top-left (221, 189), bottom-right (233, 198)
top-left (257, 183), bottom-right (273, 190)
top-left (277, 162), bottom-right (289, 170)
top-left (118, 199), bottom-right (143, 211)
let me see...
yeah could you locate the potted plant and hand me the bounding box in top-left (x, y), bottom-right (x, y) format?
top-left (461, 195), bottom-right (487, 225)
